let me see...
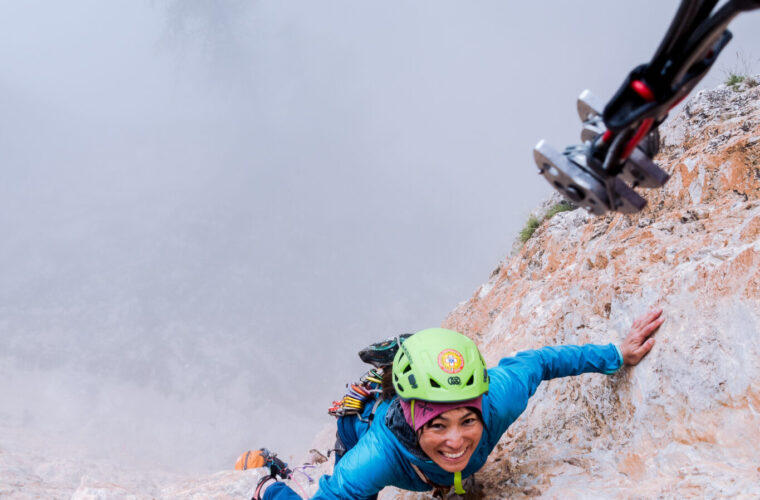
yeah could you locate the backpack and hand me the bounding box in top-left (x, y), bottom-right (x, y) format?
top-left (327, 334), bottom-right (412, 421)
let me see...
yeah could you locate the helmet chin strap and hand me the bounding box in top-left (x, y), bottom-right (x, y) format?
top-left (454, 471), bottom-right (465, 494)
top-left (411, 399), bottom-right (416, 430)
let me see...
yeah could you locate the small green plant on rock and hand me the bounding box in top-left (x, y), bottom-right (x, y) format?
top-left (519, 201), bottom-right (577, 244)
top-left (723, 51), bottom-right (757, 89)
top-left (545, 200), bottom-right (575, 219)
top-left (519, 215), bottom-right (541, 244)
top-left (725, 73), bottom-right (745, 87)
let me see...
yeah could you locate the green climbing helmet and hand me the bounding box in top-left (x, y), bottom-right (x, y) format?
top-left (391, 328), bottom-right (489, 402)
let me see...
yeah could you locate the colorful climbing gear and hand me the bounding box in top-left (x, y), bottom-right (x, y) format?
top-left (328, 334), bottom-right (411, 419)
top-left (328, 368), bottom-right (384, 419)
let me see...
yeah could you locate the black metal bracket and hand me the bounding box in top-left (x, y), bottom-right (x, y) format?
top-left (533, 0), bottom-right (760, 215)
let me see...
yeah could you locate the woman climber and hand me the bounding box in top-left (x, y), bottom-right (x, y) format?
top-left (253, 308), bottom-right (664, 499)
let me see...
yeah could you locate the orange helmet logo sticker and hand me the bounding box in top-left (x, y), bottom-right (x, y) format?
top-left (438, 349), bottom-right (464, 374)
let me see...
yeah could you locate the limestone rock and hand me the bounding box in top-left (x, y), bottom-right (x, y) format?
top-left (3, 80), bottom-right (760, 500)
top-left (434, 77), bottom-right (760, 499)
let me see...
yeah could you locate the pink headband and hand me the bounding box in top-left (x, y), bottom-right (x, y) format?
top-left (399, 397), bottom-right (483, 432)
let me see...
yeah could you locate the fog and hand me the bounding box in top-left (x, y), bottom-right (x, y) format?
top-left (1, 1), bottom-right (758, 473)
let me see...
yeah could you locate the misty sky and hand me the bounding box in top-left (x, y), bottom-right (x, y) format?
top-left (1, 1), bottom-right (759, 472)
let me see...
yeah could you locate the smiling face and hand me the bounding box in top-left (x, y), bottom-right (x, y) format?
top-left (417, 407), bottom-right (483, 473)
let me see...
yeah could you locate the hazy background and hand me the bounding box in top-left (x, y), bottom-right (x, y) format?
top-left (1, 1), bottom-right (758, 473)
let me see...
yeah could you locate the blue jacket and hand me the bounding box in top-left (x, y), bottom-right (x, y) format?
top-left (265, 343), bottom-right (623, 499)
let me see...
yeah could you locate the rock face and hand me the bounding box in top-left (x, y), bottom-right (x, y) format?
top-left (0, 411), bottom-right (332, 499)
top-left (429, 79), bottom-right (760, 499)
top-left (3, 81), bottom-right (759, 500)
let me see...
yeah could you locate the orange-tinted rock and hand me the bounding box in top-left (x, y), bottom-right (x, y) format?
top-left (740, 215), bottom-right (760, 243)
top-left (430, 80), bottom-right (760, 499)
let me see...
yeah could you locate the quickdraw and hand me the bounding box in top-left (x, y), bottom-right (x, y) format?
top-left (328, 334), bottom-right (410, 419)
top-left (328, 368), bottom-right (384, 419)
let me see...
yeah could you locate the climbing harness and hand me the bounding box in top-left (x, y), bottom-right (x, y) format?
top-left (534, 0), bottom-right (760, 215)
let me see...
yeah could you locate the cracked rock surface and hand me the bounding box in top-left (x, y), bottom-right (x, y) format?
top-left (407, 78), bottom-right (760, 499)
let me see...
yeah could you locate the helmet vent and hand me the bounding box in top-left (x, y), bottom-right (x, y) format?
top-left (397, 382), bottom-right (405, 392)
top-left (429, 378), bottom-right (441, 388)
top-left (402, 364), bottom-right (412, 374)
top-left (465, 374), bottom-right (474, 386)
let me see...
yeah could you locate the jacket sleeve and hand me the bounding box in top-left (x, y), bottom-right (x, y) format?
top-left (485, 343), bottom-right (623, 433)
top-left (263, 481), bottom-right (303, 500)
top-left (264, 429), bottom-right (396, 500)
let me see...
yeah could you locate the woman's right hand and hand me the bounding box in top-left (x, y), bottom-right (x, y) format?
top-left (619, 308), bottom-right (664, 366)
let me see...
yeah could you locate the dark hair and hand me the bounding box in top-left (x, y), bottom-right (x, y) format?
top-left (381, 367), bottom-right (396, 400)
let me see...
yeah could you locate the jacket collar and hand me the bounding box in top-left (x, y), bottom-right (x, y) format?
top-left (384, 397), bottom-right (429, 461)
